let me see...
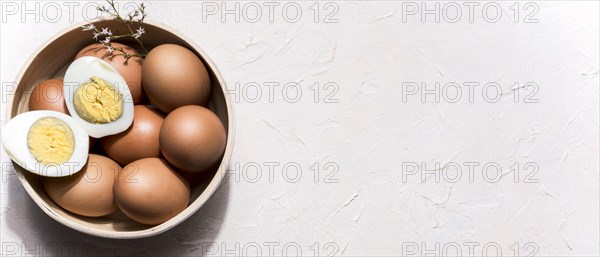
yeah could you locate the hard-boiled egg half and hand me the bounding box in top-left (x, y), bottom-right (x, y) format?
top-left (63, 56), bottom-right (134, 138)
top-left (1, 111), bottom-right (89, 177)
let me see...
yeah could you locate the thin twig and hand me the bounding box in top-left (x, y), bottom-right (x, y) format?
top-left (82, 0), bottom-right (149, 62)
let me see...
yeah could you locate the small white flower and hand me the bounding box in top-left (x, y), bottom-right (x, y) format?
top-left (101, 37), bottom-right (111, 44)
top-left (100, 27), bottom-right (112, 36)
top-left (106, 45), bottom-right (114, 53)
top-left (93, 32), bottom-right (101, 40)
top-left (134, 27), bottom-right (145, 39)
top-left (82, 24), bottom-right (95, 31)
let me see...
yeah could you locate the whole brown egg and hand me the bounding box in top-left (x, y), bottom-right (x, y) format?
top-left (43, 154), bottom-right (120, 217)
top-left (75, 42), bottom-right (144, 104)
top-left (160, 105), bottom-right (226, 173)
top-left (29, 79), bottom-right (69, 114)
top-left (100, 105), bottom-right (164, 166)
top-left (142, 44), bottom-right (211, 113)
top-left (114, 158), bottom-right (190, 225)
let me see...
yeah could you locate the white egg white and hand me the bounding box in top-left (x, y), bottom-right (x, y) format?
top-left (63, 56), bottom-right (134, 138)
top-left (1, 110), bottom-right (89, 177)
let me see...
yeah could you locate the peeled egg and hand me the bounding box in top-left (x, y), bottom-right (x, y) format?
top-left (1, 110), bottom-right (89, 177)
top-left (75, 43), bottom-right (144, 104)
top-left (63, 56), bottom-right (134, 138)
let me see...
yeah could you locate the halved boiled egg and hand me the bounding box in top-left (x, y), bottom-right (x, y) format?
top-left (63, 56), bottom-right (134, 138)
top-left (1, 110), bottom-right (89, 177)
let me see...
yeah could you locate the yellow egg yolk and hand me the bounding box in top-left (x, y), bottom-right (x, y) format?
top-left (27, 117), bottom-right (75, 165)
top-left (74, 76), bottom-right (123, 124)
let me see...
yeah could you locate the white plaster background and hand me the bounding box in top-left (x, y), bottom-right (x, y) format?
top-left (0, 1), bottom-right (599, 256)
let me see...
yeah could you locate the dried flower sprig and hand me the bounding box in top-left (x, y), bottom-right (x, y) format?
top-left (81, 0), bottom-right (149, 63)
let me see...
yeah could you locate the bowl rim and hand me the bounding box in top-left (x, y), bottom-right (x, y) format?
top-left (4, 17), bottom-right (235, 239)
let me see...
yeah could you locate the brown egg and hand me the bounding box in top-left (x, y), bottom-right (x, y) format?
top-left (142, 44), bottom-right (211, 113)
top-left (100, 105), bottom-right (164, 165)
top-left (114, 158), bottom-right (190, 225)
top-left (29, 79), bottom-right (69, 114)
top-left (160, 105), bottom-right (226, 173)
top-left (75, 42), bottom-right (144, 104)
top-left (43, 154), bottom-right (120, 217)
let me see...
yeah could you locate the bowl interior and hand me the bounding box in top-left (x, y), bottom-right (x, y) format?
top-left (7, 19), bottom-right (231, 238)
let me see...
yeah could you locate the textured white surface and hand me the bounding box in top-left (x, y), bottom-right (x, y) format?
top-left (1, 1), bottom-right (599, 256)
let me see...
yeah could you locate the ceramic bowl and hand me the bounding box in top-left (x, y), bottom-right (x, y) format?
top-left (4, 18), bottom-right (233, 238)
